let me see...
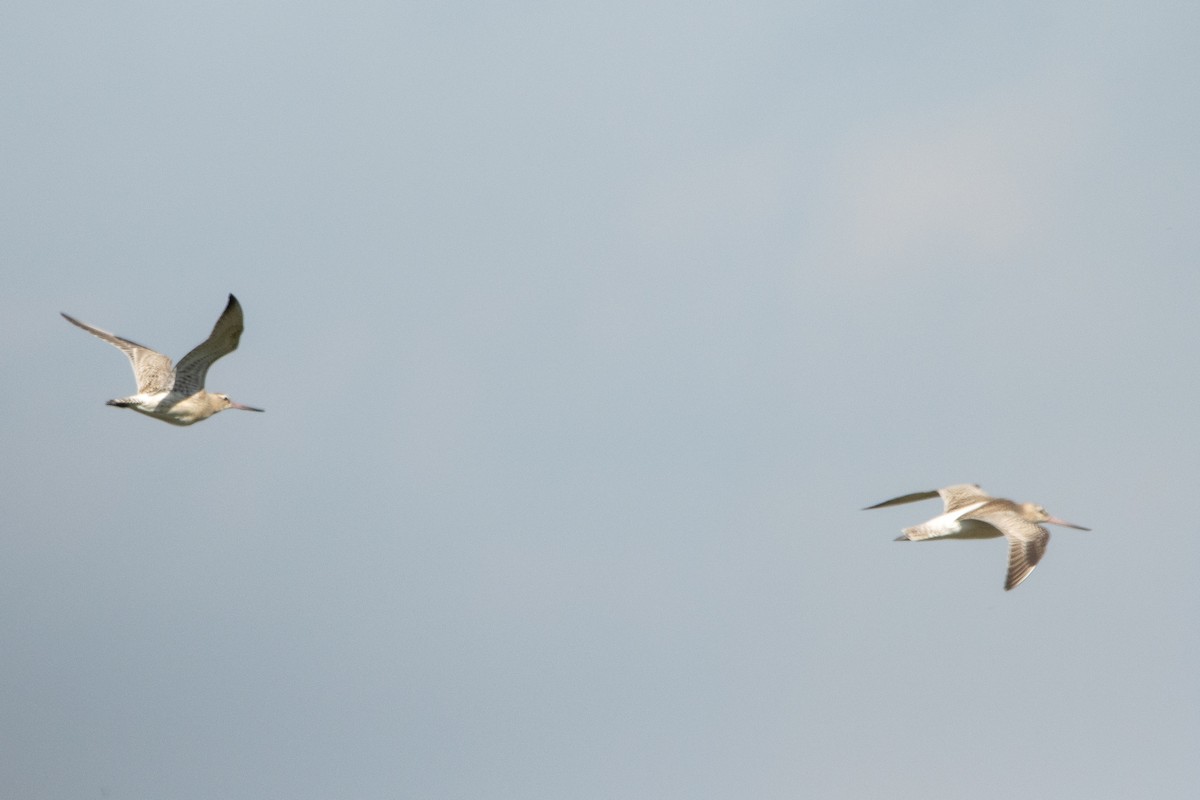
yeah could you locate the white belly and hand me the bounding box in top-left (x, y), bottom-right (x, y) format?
top-left (902, 503), bottom-right (998, 541)
top-left (126, 392), bottom-right (212, 426)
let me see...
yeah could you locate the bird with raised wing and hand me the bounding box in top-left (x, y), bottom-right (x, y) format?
top-left (865, 484), bottom-right (1089, 590)
top-left (62, 294), bottom-right (264, 426)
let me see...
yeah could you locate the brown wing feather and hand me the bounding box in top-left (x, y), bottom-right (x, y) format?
top-left (863, 489), bottom-right (940, 510)
top-left (864, 483), bottom-right (988, 513)
top-left (936, 484), bottom-right (990, 512)
top-left (1004, 530), bottom-right (1050, 590)
top-left (61, 313), bottom-right (176, 394)
top-left (173, 295), bottom-right (245, 395)
top-left (967, 506), bottom-right (1050, 590)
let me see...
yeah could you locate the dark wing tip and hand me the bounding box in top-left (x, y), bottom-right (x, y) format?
top-left (1003, 529), bottom-right (1049, 590)
top-left (1003, 563), bottom-right (1029, 590)
top-left (213, 294), bottom-right (245, 339)
top-left (863, 490), bottom-right (939, 510)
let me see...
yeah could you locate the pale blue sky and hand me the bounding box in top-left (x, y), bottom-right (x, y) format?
top-left (2, 2), bottom-right (1198, 798)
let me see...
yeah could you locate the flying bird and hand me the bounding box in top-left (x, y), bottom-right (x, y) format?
top-left (865, 484), bottom-right (1089, 590)
top-left (62, 294), bottom-right (264, 426)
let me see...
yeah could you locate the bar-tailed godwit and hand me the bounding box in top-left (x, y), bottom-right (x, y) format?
top-left (865, 484), bottom-right (1089, 590)
top-left (62, 294), bottom-right (264, 426)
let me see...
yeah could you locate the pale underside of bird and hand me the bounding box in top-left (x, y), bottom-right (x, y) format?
top-left (62, 294), bottom-right (264, 426)
top-left (865, 484), bottom-right (1090, 590)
